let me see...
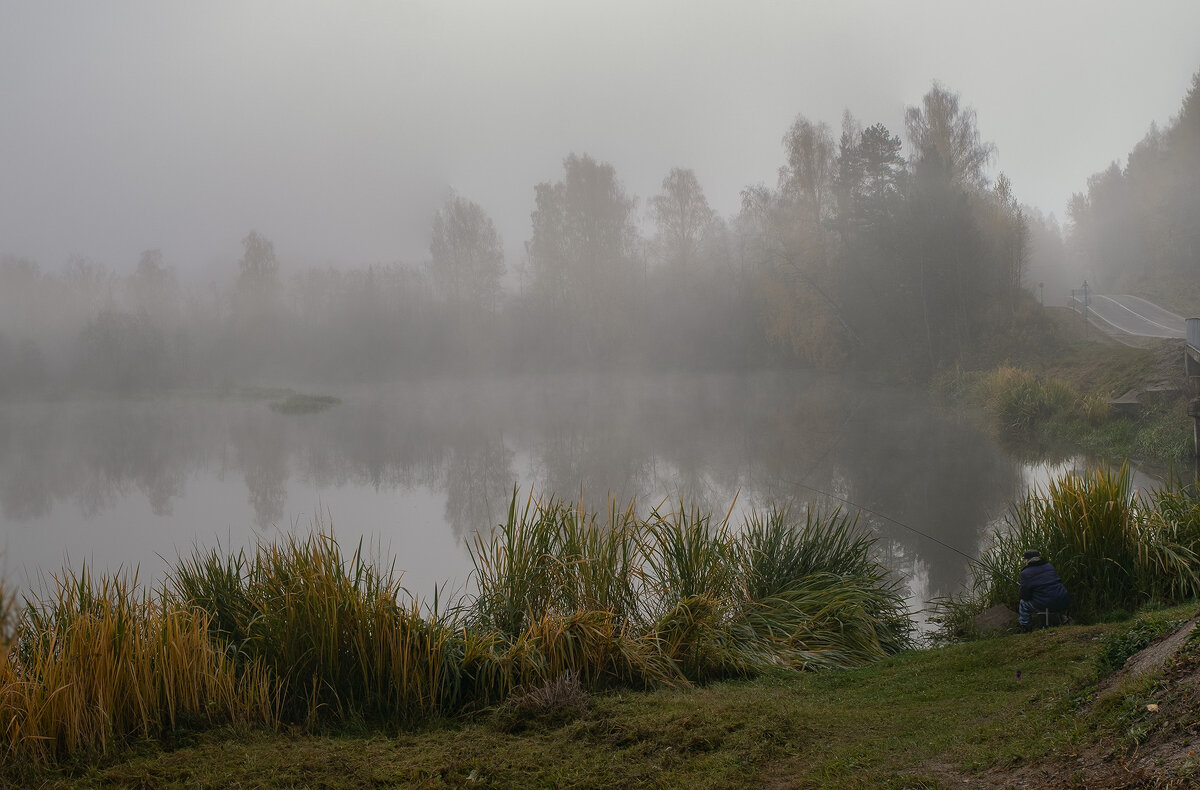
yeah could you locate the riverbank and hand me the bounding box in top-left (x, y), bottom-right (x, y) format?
top-left (0, 504), bottom-right (913, 783)
top-left (11, 471), bottom-right (1200, 788)
top-left (22, 603), bottom-right (1200, 789)
top-left (936, 306), bottom-right (1193, 468)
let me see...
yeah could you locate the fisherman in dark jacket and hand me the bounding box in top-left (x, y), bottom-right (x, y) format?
top-left (1018, 549), bottom-right (1070, 630)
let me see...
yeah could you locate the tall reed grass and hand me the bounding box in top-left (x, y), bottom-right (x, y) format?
top-left (467, 493), bottom-right (914, 685)
top-left (736, 507), bottom-right (912, 665)
top-left (935, 364), bottom-right (1093, 437)
top-left (3, 493), bottom-right (914, 775)
top-left (983, 365), bottom-right (1077, 432)
top-left (169, 531), bottom-right (461, 724)
top-left (467, 493), bottom-right (680, 691)
top-left (956, 464), bottom-right (1200, 630)
top-left (2, 567), bottom-right (276, 771)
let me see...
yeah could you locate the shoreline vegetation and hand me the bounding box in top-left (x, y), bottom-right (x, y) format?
top-left (6, 312), bottom-right (1200, 785)
top-left (934, 464), bottom-right (1200, 638)
top-left (267, 392), bottom-right (341, 415)
top-left (7, 468), bottom-right (1200, 786)
top-left (1, 495), bottom-right (912, 777)
top-left (935, 361), bottom-right (1192, 467)
top-left (935, 306), bottom-right (1193, 468)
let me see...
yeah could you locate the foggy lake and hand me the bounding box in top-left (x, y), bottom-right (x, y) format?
top-left (0, 371), bottom-right (1156, 622)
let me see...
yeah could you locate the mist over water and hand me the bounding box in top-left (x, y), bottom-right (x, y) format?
top-left (0, 371), bottom-right (1093, 620)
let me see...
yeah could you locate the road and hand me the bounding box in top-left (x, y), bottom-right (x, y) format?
top-left (1081, 294), bottom-right (1187, 339)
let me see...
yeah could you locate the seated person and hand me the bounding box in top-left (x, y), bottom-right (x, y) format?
top-left (1018, 549), bottom-right (1069, 630)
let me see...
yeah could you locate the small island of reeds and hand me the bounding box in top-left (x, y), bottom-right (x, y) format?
top-left (268, 393), bottom-right (341, 414)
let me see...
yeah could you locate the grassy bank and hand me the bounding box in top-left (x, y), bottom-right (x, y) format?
top-left (9, 471), bottom-right (1200, 786)
top-left (23, 605), bottom-right (1200, 789)
top-left (935, 307), bottom-right (1192, 465)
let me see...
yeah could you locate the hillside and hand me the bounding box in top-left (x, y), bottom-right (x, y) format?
top-left (1019, 306), bottom-right (1179, 398)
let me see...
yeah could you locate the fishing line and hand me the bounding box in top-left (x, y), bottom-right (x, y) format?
top-left (783, 392), bottom-right (983, 566)
top-left (784, 478), bottom-right (982, 565)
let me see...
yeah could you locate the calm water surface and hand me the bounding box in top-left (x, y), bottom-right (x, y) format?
top-left (0, 372), bottom-right (1158, 622)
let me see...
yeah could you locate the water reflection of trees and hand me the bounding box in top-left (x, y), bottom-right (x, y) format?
top-left (443, 429), bottom-right (514, 540)
top-left (0, 408), bottom-right (57, 521)
top-left (75, 403), bottom-right (189, 518)
top-left (832, 391), bottom-right (1020, 599)
top-left (233, 415), bottom-right (288, 529)
top-left (0, 402), bottom-right (205, 522)
top-left (0, 374), bottom-right (1020, 598)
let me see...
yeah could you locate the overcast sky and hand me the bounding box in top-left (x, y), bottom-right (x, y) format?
top-left (3, 1), bottom-right (1199, 279)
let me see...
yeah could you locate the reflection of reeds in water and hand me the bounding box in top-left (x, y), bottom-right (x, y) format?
top-left (1, 493), bottom-right (913, 770)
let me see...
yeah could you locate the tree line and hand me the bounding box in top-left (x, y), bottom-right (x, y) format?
top-left (1067, 71), bottom-right (1200, 302)
top-left (0, 81), bottom-right (1071, 396)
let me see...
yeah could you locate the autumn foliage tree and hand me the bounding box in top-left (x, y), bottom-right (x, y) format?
top-left (428, 193), bottom-right (506, 365)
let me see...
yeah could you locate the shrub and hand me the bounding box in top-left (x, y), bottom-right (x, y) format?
top-left (982, 365), bottom-right (1077, 432)
top-left (490, 671), bottom-right (588, 732)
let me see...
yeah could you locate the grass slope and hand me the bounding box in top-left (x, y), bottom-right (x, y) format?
top-left (939, 307), bottom-right (1193, 466)
top-left (28, 616), bottom-right (1157, 789)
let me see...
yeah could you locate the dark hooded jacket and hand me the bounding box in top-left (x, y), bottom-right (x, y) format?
top-left (1019, 559), bottom-right (1069, 612)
